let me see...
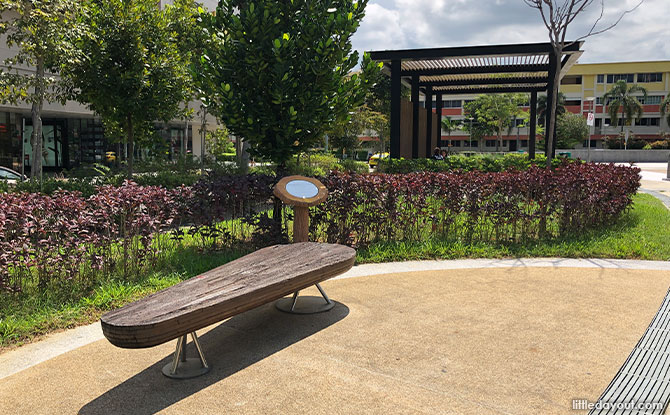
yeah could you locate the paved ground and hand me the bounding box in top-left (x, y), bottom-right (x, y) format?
top-left (3, 265), bottom-right (670, 414)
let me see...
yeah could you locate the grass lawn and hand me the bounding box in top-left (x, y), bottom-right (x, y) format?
top-left (1, 193), bottom-right (668, 351)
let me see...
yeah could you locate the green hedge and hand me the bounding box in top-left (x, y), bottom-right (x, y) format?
top-left (377, 153), bottom-right (569, 173)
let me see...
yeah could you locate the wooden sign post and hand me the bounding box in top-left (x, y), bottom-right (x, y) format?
top-left (273, 176), bottom-right (333, 314)
top-left (273, 176), bottom-right (328, 243)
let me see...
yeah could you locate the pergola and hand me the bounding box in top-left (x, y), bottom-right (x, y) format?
top-left (368, 42), bottom-right (584, 159)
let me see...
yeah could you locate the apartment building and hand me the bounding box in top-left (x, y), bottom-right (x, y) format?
top-left (426, 60), bottom-right (670, 152)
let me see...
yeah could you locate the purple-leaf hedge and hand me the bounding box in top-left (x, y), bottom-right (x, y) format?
top-left (311, 163), bottom-right (641, 247)
top-left (0, 164), bottom-right (640, 293)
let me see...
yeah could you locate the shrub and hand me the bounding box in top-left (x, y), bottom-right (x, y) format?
top-left (311, 163), bottom-right (640, 248)
top-left (378, 153), bottom-right (567, 174)
top-left (12, 178), bottom-right (99, 197)
top-left (0, 180), bottom-right (8, 194)
top-left (133, 171), bottom-right (201, 188)
top-left (0, 182), bottom-right (184, 293)
top-left (338, 159), bottom-right (369, 174)
top-left (649, 140), bottom-right (670, 149)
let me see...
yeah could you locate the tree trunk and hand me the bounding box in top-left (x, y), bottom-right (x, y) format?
top-left (240, 139), bottom-right (250, 174)
top-left (30, 57), bottom-right (45, 180)
top-left (127, 115), bottom-right (134, 179)
top-left (546, 48), bottom-right (562, 167)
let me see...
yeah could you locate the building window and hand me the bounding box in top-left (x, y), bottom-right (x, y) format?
top-left (560, 75), bottom-right (582, 85)
top-left (442, 99), bottom-right (462, 108)
top-left (521, 140), bottom-right (528, 147)
top-left (597, 74), bottom-right (605, 83)
top-left (638, 95), bottom-right (662, 105)
top-left (635, 118), bottom-right (661, 126)
top-left (564, 99), bottom-right (582, 106)
top-left (604, 118), bottom-right (624, 127)
top-left (637, 73), bottom-right (663, 83)
top-left (485, 140), bottom-right (496, 147)
top-left (607, 74), bottom-right (634, 83)
top-left (451, 140), bottom-right (461, 147)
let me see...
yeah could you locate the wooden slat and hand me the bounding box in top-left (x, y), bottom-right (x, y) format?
top-left (101, 243), bottom-right (356, 349)
top-left (589, 288), bottom-right (670, 415)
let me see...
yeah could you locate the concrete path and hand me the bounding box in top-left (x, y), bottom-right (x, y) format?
top-left (2, 261), bottom-right (670, 414)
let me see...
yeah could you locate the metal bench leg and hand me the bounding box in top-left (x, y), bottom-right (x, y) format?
top-left (275, 283), bottom-right (335, 314)
top-left (162, 331), bottom-right (210, 379)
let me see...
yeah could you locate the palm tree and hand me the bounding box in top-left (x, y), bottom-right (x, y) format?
top-left (536, 92), bottom-right (566, 125)
top-left (603, 80), bottom-right (647, 133)
top-left (441, 117), bottom-right (462, 147)
top-left (661, 95), bottom-right (670, 132)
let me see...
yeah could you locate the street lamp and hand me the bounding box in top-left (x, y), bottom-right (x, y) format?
top-left (585, 96), bottom-right (595, 162)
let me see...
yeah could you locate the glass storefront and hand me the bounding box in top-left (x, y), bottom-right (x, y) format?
top-left (0, 112), bottom-right (22, 172)
top-left (23, 121), bottom-right (66, 170)
top-left (0, 111), bottom-right (195, 174)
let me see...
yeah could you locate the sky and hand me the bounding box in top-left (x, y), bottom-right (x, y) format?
top-left (351, 0), bottom-right (670, 64)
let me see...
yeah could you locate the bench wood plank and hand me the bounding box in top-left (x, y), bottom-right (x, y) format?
top-left (101, 243), bottom-right (356, 349)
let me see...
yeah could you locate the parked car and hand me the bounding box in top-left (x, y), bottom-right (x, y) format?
top-left (0, 166), bottom-right (26, 183)
top-left (368, 152), bottom-right (389, 167)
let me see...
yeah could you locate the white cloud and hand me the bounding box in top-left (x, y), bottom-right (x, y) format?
top-left (353, 0), bottom-right (670, 63)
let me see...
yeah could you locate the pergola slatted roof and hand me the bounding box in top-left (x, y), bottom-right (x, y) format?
top-left (370, 41), bottom-right (583, 96)
top-left (366, 41), bottom-right (585, 160)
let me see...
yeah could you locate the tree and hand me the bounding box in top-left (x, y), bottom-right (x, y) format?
top-left (464, 94), bottom-right (525, 152)
top-left (556, 112), bottom-right (589, 149)
top-left (196, 0), bottom-right (379, 170)
top-left (536, 92), bottom-right (566, 125)
top-left (662, 95), bottom-right (670, 132)
top-left (524, 0), bottom-right (642, 164)
top-left (205, 127), bottom-right (234, 160)
top-left (603, 80), bottom-right (647, 134)
top-left (64, 0), bottom-right (195, 178)
top-left (0, 0), bottom-right (83, 179)
top-left (441, 117), bottom-right (462, 147)
top-left (462, 103), bottom-right (495, 150)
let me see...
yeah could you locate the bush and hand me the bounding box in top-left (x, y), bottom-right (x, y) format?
top-left (0, 180), bottom-right (8, 194)
top-left (0, 182), bottom-right (184, 293)
top-left (12, 178), bottom-right (99, 197)
top-left (311, 163), bottom-right (640, 248)
top-left (1, 163), bottom-right (641, 294)
top-left (649, 140), bottom-right (670, 149)
top-left (133, 171), bottom-right (201, 188)
top-left (378, 153), bottom-right (567, 174)
top-left (338, 159), bottom-right (369, 174)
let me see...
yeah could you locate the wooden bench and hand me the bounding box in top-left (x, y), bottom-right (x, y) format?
top-left (588, 288), bottom-right (670, 414)
top-left (101, 242), bottom-right (356, 378)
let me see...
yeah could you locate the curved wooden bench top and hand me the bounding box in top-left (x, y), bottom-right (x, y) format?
top-left (101, 243), bottom-right (356, 349)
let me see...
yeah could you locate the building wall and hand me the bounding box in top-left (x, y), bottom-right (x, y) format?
top-left (420, 60), bottom-right (670, 153)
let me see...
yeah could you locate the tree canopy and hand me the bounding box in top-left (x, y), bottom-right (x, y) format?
top-left (464, 94), bottom-right (527, 152)
top-left (0, 0), bottom-right (84, 178)
top-left (64, 0), bottom-right (196, 177)
top-left (196, 0), bottom-right (380, 168)
top-left (603, 80), bottom-right (647, 132)
top-left (556, 112), bottom-right (589, 149)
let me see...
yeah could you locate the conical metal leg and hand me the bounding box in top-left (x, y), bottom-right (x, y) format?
top-left (162, 331), bottom-right (210, 379)
top-left (275, 284), bottom-right (335, 314)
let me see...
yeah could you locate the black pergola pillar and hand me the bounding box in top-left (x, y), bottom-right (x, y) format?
top-left (435, 93), bottom-right (443, 147)
top-left (390, 60), bottom-right (401, 159)
top-left (425, 86), bottom-right (433, 158)
top-left (411, 75), bottom-right (420, 159)
top-left (546, 52), bottom-right (556, 159)
top-left (529, 91), bottom-right (537, 159)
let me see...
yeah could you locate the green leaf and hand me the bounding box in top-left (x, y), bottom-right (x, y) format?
top-left (274, 38), bottom-right (281, 48)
